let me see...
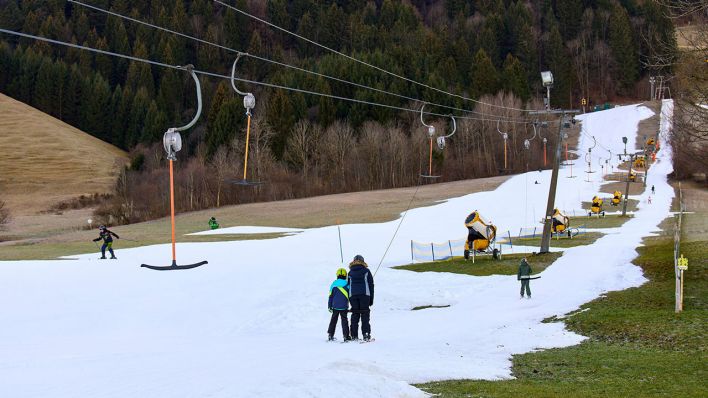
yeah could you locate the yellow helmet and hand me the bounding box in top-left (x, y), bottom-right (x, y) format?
top-left (336, 268), bottom-right (347, 278)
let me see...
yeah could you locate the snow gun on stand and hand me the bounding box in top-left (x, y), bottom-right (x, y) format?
top-left (634, 155), bottom-right (646, 169)
top-left (589, 196), bottom-right (605, 217)
top-left (612, 191), bottom-right (622, 206)
top-left (551, 208), bottom-right (576, 238)
top-left (463, 211), bottom-right (500, 261)
top-left (629, 169), bottom-right (638, 182)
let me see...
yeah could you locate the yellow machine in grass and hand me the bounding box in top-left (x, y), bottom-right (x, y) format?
top-left (629, 169), bottom-right (638, 182)
top-left (551, 208), bottom-right (569, 233)
top-left (589, 196), bottom-right (605, 217)
top-left (634, 155), bottom-right (646, 169)
top-left (463, 211), bottom-right (499, 260)
top-left (612, 191), bottom-right (622, 206)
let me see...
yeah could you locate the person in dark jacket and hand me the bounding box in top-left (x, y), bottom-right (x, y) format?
top-left (327, 268), bottom-right (351, 342)
top-left (347, 255), bottom-right (374, 341)
top-left (93, 225), bottom-right (119, 259)
top-left (517, 257), bottom-right (532, 299)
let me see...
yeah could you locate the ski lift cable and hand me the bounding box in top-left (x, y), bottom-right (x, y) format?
top-left (373, 180), bottom-right (422, 277)
top-left (213, 0), bottom-right (537, 114)
top-left (68, 0), bottom-right (525, 122)
top-left (0, 29), bottom-right (536, 124)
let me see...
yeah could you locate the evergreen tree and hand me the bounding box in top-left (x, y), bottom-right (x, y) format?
top-left (125, 87), bottom-right (150, 147)
top-left (124, 41), bottom-right (155, 97)
top-left (0, 0), bottom-right (23, 31)
top-left (206, 97), bottom-right (242, 159)
top-left (141, 100), bottom-right (168, 144)
top-left (316, 79), bottom-right (336, 128)
top-left (470, 48), bottom-right (499, 98)
top-left (543, 12), bottom-right (572, 107)
top-left (556, 0), bottom-right (583, 40)
top-left (267, 90), bottom-right (297, 159)
top-left (608, 3), bottom-right (638, 93)
top-left (502, 54), bottom-right (530, 102)
top-left (33, 58), bottom-right (55, 115)
top-left (223, 0), bottom-right (249, 49)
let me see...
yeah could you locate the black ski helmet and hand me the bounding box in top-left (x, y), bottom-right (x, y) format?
top-left (99, 225), bottom-right (106, 230)
top-left (353, 254), bottom-right (365, 262)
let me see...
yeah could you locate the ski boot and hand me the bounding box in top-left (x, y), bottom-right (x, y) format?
top-left (327, 334), bottom-right (336, 342)
top-left (363, 333), bottom-right (371, 342)
top-left (99, 256), bottom-right (107, 259)
top-left (343, 336), bottom-right (352, 343)
top-left (110, 256), bottom-right (117, 259)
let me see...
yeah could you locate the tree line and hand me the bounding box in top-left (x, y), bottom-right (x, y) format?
top-left (0, 0), bottom-right (678, 223)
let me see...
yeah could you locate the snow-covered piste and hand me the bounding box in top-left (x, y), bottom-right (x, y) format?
top-left (0, 101), bottom-right (674, 397)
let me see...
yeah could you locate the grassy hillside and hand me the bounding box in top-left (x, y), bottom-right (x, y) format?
top-left (0, 93), bottom-right (127, 241)
top-left (0, 93), bottom-right (127, 213)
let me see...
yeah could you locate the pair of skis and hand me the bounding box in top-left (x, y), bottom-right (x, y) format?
top-left (327, 337), bottom-right (375, 344)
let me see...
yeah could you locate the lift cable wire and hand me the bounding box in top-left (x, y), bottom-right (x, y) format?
top-left (213, 0), bottom-right (537, 114)
top-left (0, 28), bottom-right (539, 125)
top-left (69, 0), bottom-right (527, 122)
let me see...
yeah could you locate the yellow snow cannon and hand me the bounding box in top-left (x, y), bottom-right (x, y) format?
top-left (551, 208), bottom-right (570, 234)
top-left (646, 137), bottom-right (655, 147)
top-left (589, 196), bottom-right (605, 217)
top-left (612, 191), bottom-right (622, 206)
top-left (629, 169), bottom-right (637, 182)
top-left (634, 155), bottom-right (646, 169)
top-left (463, 211), bottom-right (498, 260)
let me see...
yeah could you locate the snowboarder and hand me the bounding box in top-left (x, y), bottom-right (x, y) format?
top-left (208, 217), bottom-right (220, 230)
top-left (651, 185), bottom-right (655, 194)
top-left (327, 268), bottom-right (351, 342)
top-left (347, 255), bottom-right (374, 341)
top-left (517, 257), bottom-right (532, 299)
top-left (93, 225), bottom-right (119, 259)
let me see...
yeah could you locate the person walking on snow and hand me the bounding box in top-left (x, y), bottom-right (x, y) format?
top-left (327, 268), bottom-right (352, 342)
top-left (348, 255), bottom-right (374, 341)
top-left (93, 225), bottom-right (119, 259)
top-left (518, 257), bottom-right (532, 299)
top-left (651, 185), bottom-right (655, 194)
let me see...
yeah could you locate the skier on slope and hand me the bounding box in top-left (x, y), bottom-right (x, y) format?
top-left (347, 255), bottom-right (374, 341)
top-left (517, 257), bottom-right (532, 299)
top-left (93, 225), bottom-right (119, 259)
top-left (208, 217), bottom-right (220, 230)
top-left (327, 268), bottom-right (352, 342)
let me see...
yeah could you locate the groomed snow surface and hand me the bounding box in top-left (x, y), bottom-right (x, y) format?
top-left (0, 102), bottom-right (674, 397)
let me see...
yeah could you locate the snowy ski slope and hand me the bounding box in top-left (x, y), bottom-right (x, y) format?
top-left (0, 101), bottom-right (674, 397)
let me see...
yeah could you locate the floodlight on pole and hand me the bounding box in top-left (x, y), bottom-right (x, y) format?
top-left (541, 71), bottom-right (554, 110)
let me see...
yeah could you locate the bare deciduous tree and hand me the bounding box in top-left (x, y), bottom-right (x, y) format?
top-left (0, 199), bottom-right (10, 229)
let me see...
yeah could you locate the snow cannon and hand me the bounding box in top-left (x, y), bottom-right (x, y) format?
top-left (612, 191), bottom-right (622, 206)
top-left (463, 211), bottom-right (498, 260)
top-left (589, 196), bottom-right (605, 217)
top-left (647, 137), bottom-right (655, 147)
top-left (629, 169), bottom-right (637, 182)
top-left (551, 208), bottom-right (570, 234)
top-left (634, 156), bottom-right (646, 169)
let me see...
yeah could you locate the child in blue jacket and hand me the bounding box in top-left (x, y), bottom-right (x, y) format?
top-left (327, 268), bottom-right (352, 341)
